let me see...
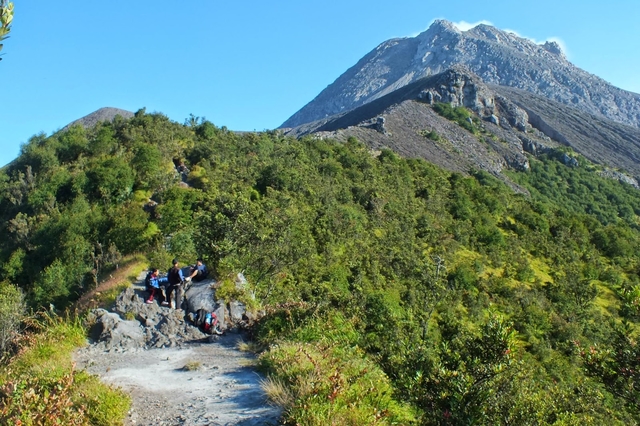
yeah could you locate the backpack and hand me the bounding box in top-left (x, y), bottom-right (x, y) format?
top-left (195, 308), bottom-right (207, 328)
top-left (144, 271), bottom-right (153, 290)
top-left (195, 308), bottom-right (221, 334)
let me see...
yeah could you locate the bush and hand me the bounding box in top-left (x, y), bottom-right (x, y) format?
top-left (0, 282), bottom-right (25, 355)
top-left (259, 342), bottom-right (417, 425)
top-left (433, 103), bottom-right (479, 134)
top-left (0, 313), bottom-right (130, 425)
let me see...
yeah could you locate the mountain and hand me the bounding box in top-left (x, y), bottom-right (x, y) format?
top-left (62, 107), bottom-right (134, 131)
top-left (281, 20), bottom-right (640, 129)
top-left (284, 65), bottom-right (640, 187)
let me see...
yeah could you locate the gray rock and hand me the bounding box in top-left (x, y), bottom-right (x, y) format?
top-left (560, 153), bottom-right (579, 167)
top-left (214, 303), bottom-right (227, 331)
top-left (184, 279), bottom-right (217, 313)
top-left (89, 308), bottom-right (145, 350)
top-left (504, 153), bottom-right (530, 171)
top-left (235, 272), bottom-right (248, 290)
top-left (520, 136), bottom-right (551, 155)
top-left (89, 271), bottom-right (265, 351)
top-left (598, 169), bottom-right (640, 188)
top-left (229, 301), bottom-right (246, 322)
top-left (496, 95), bottom-right (528, 132)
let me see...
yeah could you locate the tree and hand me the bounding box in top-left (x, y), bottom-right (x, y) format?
top-left (0, 1), bottom-right (13, 61)
top-left (0, 281), bottom-right (24, 355)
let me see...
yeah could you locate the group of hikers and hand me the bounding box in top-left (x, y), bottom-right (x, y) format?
top-left (144, 258), bottom-right (209, 309)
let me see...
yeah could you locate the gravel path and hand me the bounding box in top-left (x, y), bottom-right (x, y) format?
top-left (74, 334), bottom-right (282, 426)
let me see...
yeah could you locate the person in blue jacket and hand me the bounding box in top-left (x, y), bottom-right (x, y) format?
top-left (186, 258), bottom-right (209, 282)
top-left (144, 268), bottom-right (168, 304)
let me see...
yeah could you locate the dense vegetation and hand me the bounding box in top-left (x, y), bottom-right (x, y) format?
top-left (2, 110), bottom-right (640, 424)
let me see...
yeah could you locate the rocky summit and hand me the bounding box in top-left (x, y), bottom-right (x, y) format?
top-left (282, 20), bottom-right (640, 129)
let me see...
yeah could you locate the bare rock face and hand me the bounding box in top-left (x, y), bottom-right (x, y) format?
top-left (282, 20), bottom-right (640, 129)
top-left (417, 65), bottom-right (497, 119)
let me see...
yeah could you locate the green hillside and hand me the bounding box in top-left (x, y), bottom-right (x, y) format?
top-left (2, 110), bottom-right (640, 424)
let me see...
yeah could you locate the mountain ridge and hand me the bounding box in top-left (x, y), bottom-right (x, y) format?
top-left (284, 65), bottom-right (640, 187)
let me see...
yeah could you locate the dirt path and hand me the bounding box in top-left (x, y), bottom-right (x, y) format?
top-left (75, 258), bottom-right (146, 312)
top-left (74, 334), bottom-right (282, 426)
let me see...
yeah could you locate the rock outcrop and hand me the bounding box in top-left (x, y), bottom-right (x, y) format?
top-left (87, 274), bottom-right (260, 352)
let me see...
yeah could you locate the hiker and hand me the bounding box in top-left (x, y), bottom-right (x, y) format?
top-left (186, 258), bottom-right (209, 282)
top-left (145, 268), bottom-right (168, 304)
top-left (166, 258), bottom-right (185, 310)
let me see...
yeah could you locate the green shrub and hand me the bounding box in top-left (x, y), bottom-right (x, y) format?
top-left (215, 274), bottom-right (261, 313)
top-left (433, 102), bottom-right (479, 134)
top-left (0, 313), bottom-right (130, 425)
top-left (0, 282), bottom-right (25, 355)
top-left (259, 342), bottom-right (417, 425)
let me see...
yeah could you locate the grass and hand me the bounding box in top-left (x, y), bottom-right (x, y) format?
top-left (0, 312), bottom-right (130, 425)
top-left (258, 341), bottom-right (417, 425)
top-left (182, 361), bottom-right (202, 371)
top-left (529, 257), bottom-right (554, 285)
top-left (75, 253), bottom-right (148, 312)
top-left (0, 256), bottom-right (146, 425)
top-left (260, 376), bottom-right (294, 408)
top-left (237, 340), bottom-right (263, 354)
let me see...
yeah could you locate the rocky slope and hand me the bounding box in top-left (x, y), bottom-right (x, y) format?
top-left (285, 66), bottom-right (640, 187)
top-left (282, 20), bottom-right (640, 129)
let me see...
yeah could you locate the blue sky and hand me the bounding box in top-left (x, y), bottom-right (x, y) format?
top-left (1, 0), bottom-right (639, 166)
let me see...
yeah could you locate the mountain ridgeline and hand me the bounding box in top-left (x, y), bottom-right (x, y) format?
top-left (3, 108), bottom-right (640, 423)
top-left (282, 19), bottom-right (640, 130)
top-left (283, 65), bottom-right (640, 191)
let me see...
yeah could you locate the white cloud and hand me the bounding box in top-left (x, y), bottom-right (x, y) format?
top-left (452, 20), bottom-right (494, 32)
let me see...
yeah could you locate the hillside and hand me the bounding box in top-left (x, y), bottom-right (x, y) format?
top-left (3, 111), bottom-right (640, 424)
top-left (285, 66), bottom-right (640, 187)
top-left (282, 19), bottom-right (640, 129)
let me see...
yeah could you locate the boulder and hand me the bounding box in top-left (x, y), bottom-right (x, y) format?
top-left (184, 278), bottom-right (218, 313)
top-left (229, 301), bottom-right (246, 322)
top-left (504, 153), bottom-right (530, 172)
top-left (560, 153), bottom-right (579, 167)
top-left (496, 95), bottom-right (529, 132)
top-left (519, 136), bottom-right (551, 156)
top-left (88, 308), bottom-right (145, 351)
top-left (598, 169), bottom-right (640, 189)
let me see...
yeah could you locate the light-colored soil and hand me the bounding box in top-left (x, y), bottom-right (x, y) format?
top-left (74, 334), bottom-right (282, 426)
